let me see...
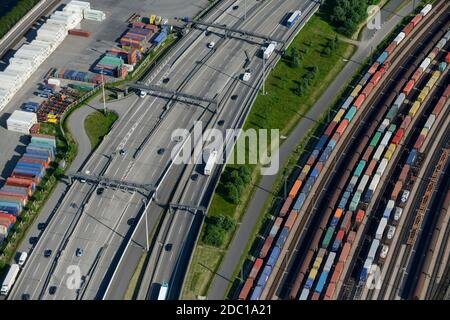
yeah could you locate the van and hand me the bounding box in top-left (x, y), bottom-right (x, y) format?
top-left (18, 252), bottom-right (28, 266)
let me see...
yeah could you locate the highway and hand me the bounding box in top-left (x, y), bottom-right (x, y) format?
top-left (6, 0), bottom-right (309, 300)
top-left (103, 0), bottom-right (320, 300)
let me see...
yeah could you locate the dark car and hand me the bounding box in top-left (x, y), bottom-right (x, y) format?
top-left (231, 94), bottom-right (238, 100)
top-left (157, 148), bottom-right (165, 155)
top-left (96, 187), bottom-right (105, 195)
top-left (191, 174), bottom-right (199, 181)
top-left (29, 237), bottom-right (38, 245)
top-left (44, 249), bottom-right (52, 258)
top-left (22, 293), bottom-right (30, 300)
top-left (49, 286), bottom-right (57, 295)
top-left (165, 243), bottom-right (173, 251)
top-left (37, 222), bottom-right (46, 230)
top-left (233, 5), bottom-right (239, 10)
top-left (162, 77), bottom-right (170, 84)
top-left (218, 120), bottom-right (225, 126)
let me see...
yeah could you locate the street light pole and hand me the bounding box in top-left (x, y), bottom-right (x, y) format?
top-left (101, 67), bottom-right (107, 114)
top-left (262, 56), bottom-right (266, 95)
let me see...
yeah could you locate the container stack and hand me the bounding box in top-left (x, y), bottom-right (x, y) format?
top-left (93, 54), bottom-right (124, 76)
top-left (52, 68), bottom-right (103, 84)
top-left (0, 134), bottom-right (56, 245)
top-left (120, 27), bottom-right (153, 51)
top-left (7, 111), bottom-right (38, 134)
top-left (83, 9), bottom-right (106, 21)
top-left (152, 31), bottom-right (167, 45)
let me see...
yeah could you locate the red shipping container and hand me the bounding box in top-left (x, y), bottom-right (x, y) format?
top-left (331, 132), bottom-right (341, 142)
top-left (249, 258), bottom-right (263, 279)
top-left (324, 283), bottom-right (336, 300)
top-left (68, 29), bottom-right (90, 37)
top-left (306, 155), bottom-right (316, 167)
top-left (392, 181), bottom-right (403, 200)
top-left (362, 146), bottom-right (374, 162)
top-left (362, 82), bottom-right (374, 97)
top-left (324, 121), bottom-right (338, 137)
top-left (446, 52), bottom-right (450, 64)
top-left (402, 22), bottom-right (414, 36)
top-left (20, 157), bottom-right (49, 168)
top-left (280, 197), bottom-right (293, 217)
top-left (331, 262), bottom-right (344, 284)
top-left (370, 71), bottom-right (383, 86)
top-left (145, 24), bottom-right (158, 33)
top-left (368, 62), bottom-right (379, 75)
top-left (12, 173), bottom-right (40, 184)
top-left (6, 177), bottom-right (35, 189)
top-left (0, 213), bottom-right (16, 224)
top-left (339, 242), bottom-right (351, 263)
top-left (353, 94), bottom-right (365, 109)
top-left (336, 119), bottom-right (349, 136)
top-left (399, 164), bottom-right (410, 182)
top-left (414, 134), bottom-right (425, 150)
top-left (411, 14), bottom-right (422, 27)
top-left (289, 180), bottom-right (302, 198)
top-left (259, 237), bottom-right (274, 259)
top-left (0, 193), bottom-right (27, 205)
top-left (385, 42), bottom-right (397, 55)
top-left (412, 69), bottom-right (423, 82)
top-left (355, 210), bottom-right (365, 225)
top-left (392, 128), bottom-right (405, 145)
top-left (366, 159), bottom-right (377, 177)
top-left (238, 278), bottom-right (254, 300)
top-left (432, 96), bottom-right (446, 116)
top-left (443, 84), bottom-right (450, 99)
top-left (347, 231), bottom-right (356, 245)
top-left (284, 210), bottom-right (298, 231)
top-left (311, 292), bottom-right (320, 300)
top-left (401, 116), bottom-right (412, 130)
top-left (403, 80), bottom-right (415, 96)
top-left (341, 211), bottom-right (352, 234)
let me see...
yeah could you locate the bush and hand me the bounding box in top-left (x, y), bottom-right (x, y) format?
top-left (203, 225), bottom-right (226, 247)
top-left (238, 166), bottom-right (252, 184)
top-left (325, 0), bottom-right (373, 37)
top-left (223, 182), bottom-right (240, 204)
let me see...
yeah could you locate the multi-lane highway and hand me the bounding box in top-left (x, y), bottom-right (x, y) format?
top-left (8, 0), bottom-right (317, 300)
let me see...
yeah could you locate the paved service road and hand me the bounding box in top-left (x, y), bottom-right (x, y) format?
top-left (207, 0), bottom-right (420, 300)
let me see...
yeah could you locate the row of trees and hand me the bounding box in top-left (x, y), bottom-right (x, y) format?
top-left (325, 0), bottom-right (379, 37)
top-left (0, 0), bottom-right (40, 39)
top-left (202, 215), bottom-right (235, 247)
top-left (218, 166), bottom-right (252, 205)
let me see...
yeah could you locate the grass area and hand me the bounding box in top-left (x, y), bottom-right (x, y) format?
top-left (182, 14), bottom-right (356, 299)
top-left (84, 111), bottom-right (119, 150)
top-left (124, 252), bottom-right (146, 300)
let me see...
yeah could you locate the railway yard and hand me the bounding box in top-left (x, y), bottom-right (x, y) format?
top-left (0, 0), bottom-right (449, 303)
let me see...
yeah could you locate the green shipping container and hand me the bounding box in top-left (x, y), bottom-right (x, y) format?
top-left (388, 124), bottom-right (397, 133)
top-left (349, 192), bottom-right (362, 212)
top-left (386, 106), bottom-right (398, 120)
top-left (345, 106), bottom-right (357, 121)
top-left (354, 160), bottom-right (366, 177)
top-left (322, 226), bottom-right (335, 249)
top-left (370, 132), bottom-right (382, 147)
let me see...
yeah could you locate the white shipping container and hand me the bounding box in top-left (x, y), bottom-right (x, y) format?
top-left (373, 144), bottom-right (385, 161)
top-left (47, 78), bottom-right (61, 86)
top-left (419, 58), bottom-right (431, 70)
top-left (357, 175), bottom-right (370, 193)
top-left (69, 0), bottom-right (91, 9)
top-left (7, 110), bottom-right (37, 134)
top-left (387, 199), bottom-right (395, 210)
top-left (367, 239), bottom-right (380, 260)
top-left (368, 174), bottom-right (381, 192)
top-left (393, 32), bottom-right (405, 44)
top-left (323, 252), bottom-right (336, 273)
top-left (299, 288), bottom-right (309, 300)
top-left (379, 118), bottom-right (390, 132)
top-left (420, 4), bottom-right (432, 16)
top-left (424, 114), bottom-right (435, 129)
top-left (376, 218), bottom-right (388, 240)
top-left (380, 131), bottom-right (392, 147)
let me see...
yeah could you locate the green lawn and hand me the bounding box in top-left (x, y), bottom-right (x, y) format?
top-left (84, 111), bottom-right (118, 150)
top-left (182, 14), bottom-right (356, 299)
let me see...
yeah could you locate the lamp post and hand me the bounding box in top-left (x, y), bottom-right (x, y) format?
top-left (101, 67), bottom-right (107, 114)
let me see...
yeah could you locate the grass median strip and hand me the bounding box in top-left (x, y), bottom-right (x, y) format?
top-left (84, 111), bottom-right (119, 151)
top-left (182, 14), bottom-right (356, 299)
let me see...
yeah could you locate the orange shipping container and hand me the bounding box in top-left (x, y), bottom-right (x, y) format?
top-left (334, 208), bottom-right (343, 219)
top-left (392, 181), bottom-right (403, 200)
top-left (336, 119), bottom-right (349, 136)
top-left (370, 71), bottom-right (383, 86)
top-left (355, 209), bottom-right (365, 225)
top-left (339, 242), bottom-right (351, 263)
top-left (347, 231), bottom-right (356, 244)
top-left (324, 283), bottom-right (336, 300)
top-left (289, 180), bottom-right (302, 198)
top-left (249, 258), bottom-right (263, 279)
top-left (403, 79), bottom-right (415, 96)
top-left (411, 14), bottom-right (422, 27)
top-left (284, 210), bottom-right (298, 231)
top-left (402, 22), bottom-right (414, 35)
top-left (368, 62), bottom-right (379, 74)
top-left (238, 278), bottom-right (254, 300)
top-left (362, 82), bottom-right (375, 97)
top-left (353, 94), bottom-right (365, 109)
top-left (331, 262), bottom-right (344, 284)
top-left (385, 42), bottom-right (397, 55)
top-left (280, 197), bottom-right (293, 217)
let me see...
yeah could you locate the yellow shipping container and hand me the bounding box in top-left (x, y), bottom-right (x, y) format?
top-left (333, 109), bottom-right (346, 123)
top-left (351, 84), bottom-right (362, 98)
top-left (420, 128), bottom-right (429, 136)
top-left (409, 101), bottom-right (421, 117)
top-left (47, 118), bottom-right (58, 124)
top-left (302, 165), bottom-right (311, 175)
top-left (313, 257), bottom-right (323, 270)
top-left (150, 15), bottom-right (156, 24)
top-left (309, 268), bottom-right (318, 281)
top-left (384, 143), bottom-right (396, 160)
top-left (155, 16), bottom-right (162, 25)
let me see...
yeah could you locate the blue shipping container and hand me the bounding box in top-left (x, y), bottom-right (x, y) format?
top-left (257, 265), bottom-right (272, 287)
top-left (267, 246), bottom-right (281, 267)
top-left (376, 52), bottom-right (388, 64)
top-left (315, 271), bottom-right (329, 293)
top-left (293, 193), bottom-right (306, 211)
top-left (250, 285), bottom-right (263, 300)
top-left (406, 150), bottom-right (417, 165)
top-left (276, 227), bottom-right (289, 247)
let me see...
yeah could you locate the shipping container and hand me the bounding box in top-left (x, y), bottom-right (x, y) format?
top-left (280, 197), bottom-right (293, 217)
top-left (260, 236), bottom-right (274, 259)
top-left (249, 258), bottom-right (263, 279)
top-left (239, 278), bottom-right (254, 300)
top-left (322, 226), bottom-right (335, 249)
top-left (353, 94), bottom-right (365, 109)
top-left (293, 193), bottom-right (306, 211)
top-left (284, 210), bottom-right (298, 231)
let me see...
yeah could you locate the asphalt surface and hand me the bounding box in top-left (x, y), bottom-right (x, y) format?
top-left (207, 0), bottom-right (419, 300)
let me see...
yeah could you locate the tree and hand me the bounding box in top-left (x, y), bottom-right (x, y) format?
top-left (289, 47), bottom-right (300, 68)
top-left (238, 166), bottom-right (252, 184)
top-left (219, 216), bottom-right (235, 231)
top-left (230, 170), bottom-right (244, 192)
top-left (203, 225), bottom-right (226, 246)
top-left (323, 46), bottom-right (332, 56)
top-left (224, 182), bottom-right (240, 204)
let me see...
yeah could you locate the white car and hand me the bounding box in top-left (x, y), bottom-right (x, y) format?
top-left (387, 225), bottom-right (396, 240)
top-left (380, 245), bottom-right (389, 259)
top-left (242, 72), bottom-right (251, 82)
top-left (139, 90), bottom-right (147, 98)
top-left (401, 190), bottom-right (410, 203)
top-left (207, 41), bottom-right (215, 49)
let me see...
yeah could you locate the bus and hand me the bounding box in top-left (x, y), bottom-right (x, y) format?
top-left (158, 282), bottom-right (169, 300)
top-left (286, 10), bottom-right (302, 28)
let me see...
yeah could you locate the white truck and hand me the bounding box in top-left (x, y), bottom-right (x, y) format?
top-left (18, 252), bottom-right (28, 267)
top-left (157, 282), bottom-right (169, 300)
top-left (262, 42), bottom-right (277, 59)
top-left (1, 264), bottom-right (20, 295)
top-left (204, 149), bottom-right (218, 175)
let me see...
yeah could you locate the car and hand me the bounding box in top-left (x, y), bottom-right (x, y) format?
top-left (162, 77), bottom-right (170, 84)
top-left (232, 5), bottom-right (239, 10)
top-left (401, 190), bottom-right (410, 203)
top-left (96, 187), bottom-right (105, 195)
top-left (231, 94), bottom-right (238, 100)
top-left (242, 72), bottom-right (251, 81)
top-left (207, 41), bottom-right (215, 49)
top-left (205, 30), bottom-right (211, 36)
top-left (37, 222), bottom-right (46, 230)
top-left (139, 90), bottom-right (147, 98)
top-left (22, 293), bottom-right (30, 300)
top-left (217, 120), bottom-right (225, 126)
top-left (75, 248), bottom-right (84, 257)
top-left (191, 173), bottom-right (199, 181)
top-left (157, 148), bottom-right (165, 155)
top-left (387, 226), bottom-right (396, 240)
top-left (174, 135), bottom-right (183, 142)
top-left (119, 149), bottom-right (127, 156)
top-left (44, 249), bottom-right (52, 258)
top-left (49, 286), bottom-right (57, 295)
top-left (29, 237), bottom-right (38, 245)
top-left (165, 243), bottom-right (173, 251)
top-left (380, 245), bottom-right (389, 259)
